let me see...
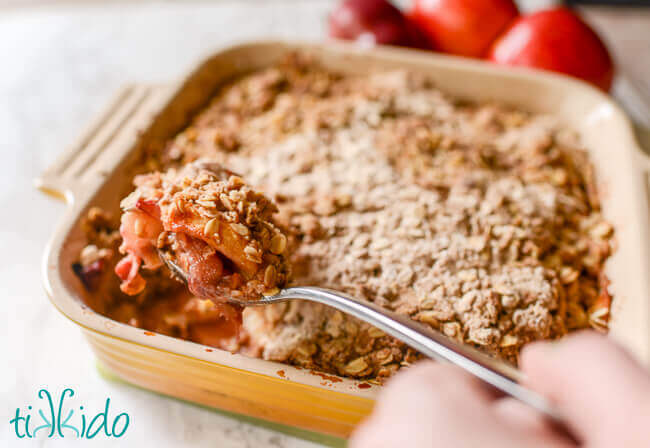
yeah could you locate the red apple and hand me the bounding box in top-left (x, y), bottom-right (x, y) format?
top-left (329, 0), bottom-right (426, 48)
top-left (409, 0), bottom-right (519, 58)
top-left (487, 8), bottom-right (614, 91)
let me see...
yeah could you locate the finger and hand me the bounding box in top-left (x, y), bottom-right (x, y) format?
top-left (493, 397), bottom-right (556, 435)
top-left (380, 361), bottom-right (498, 405)
top-left (349, 414), bottom-right (389, 448)
top-left (492, 398), bottom-right (575, 447)
top-left (351, 362), bottom-right (498, 448)
top-left (521, 331), bottom-right (650, 444)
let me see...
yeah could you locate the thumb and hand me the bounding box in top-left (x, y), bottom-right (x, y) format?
top-left (521, 331), bottom-right (650, 445)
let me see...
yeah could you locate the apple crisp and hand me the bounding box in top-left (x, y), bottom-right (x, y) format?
top-left (74, 54), bottom-right (613, 380)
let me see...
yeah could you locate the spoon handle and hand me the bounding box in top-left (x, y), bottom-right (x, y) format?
top-left (262, 286), bottom-right (562, 422)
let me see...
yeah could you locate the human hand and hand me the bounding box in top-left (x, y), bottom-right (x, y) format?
top-left (350, 331), bottom-right (650, 447)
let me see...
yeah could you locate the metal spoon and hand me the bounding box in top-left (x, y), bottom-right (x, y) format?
top-left (159, 248), bottom-right (563, 422)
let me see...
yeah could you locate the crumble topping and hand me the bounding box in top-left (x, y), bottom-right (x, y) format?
top-left (76, 54), bottom-right (613, 380)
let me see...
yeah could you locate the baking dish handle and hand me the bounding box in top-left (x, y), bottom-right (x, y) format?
top-left (35, 84), bottom-right (173, 204)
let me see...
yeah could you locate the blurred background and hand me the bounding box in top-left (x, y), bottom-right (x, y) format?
top-left (0, 1), bottom-right (648, 447)
top-left (1, 0), bottom-right (648, 160)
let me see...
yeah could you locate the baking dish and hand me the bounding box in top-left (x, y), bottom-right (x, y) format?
top-left (38, 40), bottom-right (650, 438)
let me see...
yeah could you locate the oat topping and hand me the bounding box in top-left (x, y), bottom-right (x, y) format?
top-left (75, 54), bottom-right (614, 379)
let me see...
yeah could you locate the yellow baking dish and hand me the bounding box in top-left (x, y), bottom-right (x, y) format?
top-left (37, 41), bottom-right (650, 439)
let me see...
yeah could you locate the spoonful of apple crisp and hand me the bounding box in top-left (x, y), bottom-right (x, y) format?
top-left (115, 160), bottom-right (290, 300)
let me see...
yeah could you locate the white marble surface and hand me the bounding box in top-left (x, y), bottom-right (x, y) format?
top-left (0, 2), bottom-right (335, 447)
